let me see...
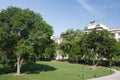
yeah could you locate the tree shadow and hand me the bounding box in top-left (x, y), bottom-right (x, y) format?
top-left (0, 63), bottom-right (57, 74)
top-left (0, 67), bottom-right (16, 74)
top-left (21, 63), bottom-right (57, 74)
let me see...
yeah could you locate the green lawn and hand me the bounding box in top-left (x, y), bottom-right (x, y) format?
top-left (0, 61), bottom-right (114, 80)
top-left (112, 66), bottom-right (120, 71)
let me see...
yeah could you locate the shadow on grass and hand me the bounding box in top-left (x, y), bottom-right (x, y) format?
top-left (0, 63), bottom-right (57, 74)
top-left (21, 63), bottom-right (57, 74)
top-left (0, 67), bottom-right (16, 75)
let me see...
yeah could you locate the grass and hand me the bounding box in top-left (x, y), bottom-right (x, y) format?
top-left (112, 66), bottom-right (120, 71)
top-left (0, 61), bottom-right (114, 80)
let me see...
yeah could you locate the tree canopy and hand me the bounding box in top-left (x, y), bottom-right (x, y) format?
top-left (60, 29), bottom-right (84, 62)
top-left (0, 6), bottom-right (54, 75)
top-left (60, 29), bottom-right (120, 66)
top-left (81, 30), bottom-right (118, 67)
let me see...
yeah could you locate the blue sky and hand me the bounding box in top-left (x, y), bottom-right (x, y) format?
top-left (0, 0), bottom-right (120, 36)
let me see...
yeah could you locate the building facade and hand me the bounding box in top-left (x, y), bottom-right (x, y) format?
top-left (84, 21), bottom-right (120, 41)
top-left (51, 36), bottom-right (68, 60)
top-left (51, 21), bottom-right (120, 60)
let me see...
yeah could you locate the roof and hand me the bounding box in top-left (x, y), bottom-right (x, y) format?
top-left (85, 21), bottom-right (109, 30)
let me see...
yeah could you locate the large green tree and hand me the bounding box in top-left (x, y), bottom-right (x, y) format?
top-left (82, 30), bottom-right (117, 68)
top-left (0, 6), bottom-right (54, 75)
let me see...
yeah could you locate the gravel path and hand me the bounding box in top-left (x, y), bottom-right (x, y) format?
top-left (88, 69), bottom-right (120, 80)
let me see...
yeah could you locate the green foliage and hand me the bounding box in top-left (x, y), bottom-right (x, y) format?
top-left (60, 40), bottom-right (72, 54)
top-left (61, 29), bottom-right (83, 42)
top-left (82, 30), bottom-right (117, 65)
top-left (113, 42), bottom-right (120, 62)
top-left (68, 41), bottom-right (81, 62)
top-left (43, 40), bottom-right (56, 59)
top-left (0, 6), bottom-right (54, 68)
top-left (60, 29), bottom-right (84, 62)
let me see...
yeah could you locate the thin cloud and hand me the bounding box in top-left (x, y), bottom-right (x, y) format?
top-left (76, 0), bottom-right (94, 13)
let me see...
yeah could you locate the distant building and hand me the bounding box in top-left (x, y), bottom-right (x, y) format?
top-left (109, 28), bottom-right (120, 41)
top-left (51, 21), bottom-right (120, 60)
top-left (51, 36), bottom-right (68, 60)
top-left (51, 36), bottom-right (62, 45)
top-left (84, 21), bottom-right (120, 41)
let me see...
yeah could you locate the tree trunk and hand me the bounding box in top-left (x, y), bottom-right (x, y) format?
top-left (93, 58), bottom-right (99, 78)
top-left (94, 61), bottom-right (98, 69)
top-left (93, 57), bottom-right (99, 69)
top-left (16, 56), bottom-right (22, 75)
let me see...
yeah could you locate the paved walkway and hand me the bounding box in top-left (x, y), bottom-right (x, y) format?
top-left (88, 69), bottom-right (120, 80)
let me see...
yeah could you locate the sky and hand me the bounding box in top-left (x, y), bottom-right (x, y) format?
top-left (0, 0), bottom-right (120, 36)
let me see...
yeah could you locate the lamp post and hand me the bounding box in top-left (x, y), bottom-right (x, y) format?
top-left (82, 63), bottom-right (84, 80)
top-left (110, 54), bottom-right (112, 74)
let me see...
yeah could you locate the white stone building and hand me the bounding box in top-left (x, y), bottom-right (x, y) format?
top-left (109, 28), bottom-right (120, 41)
top-left (51, 36), bottom-right (68, 60)
top-left (51, 36), bottom-right (62, 45)
top-left (84, 21), bottom-right (120, 41)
